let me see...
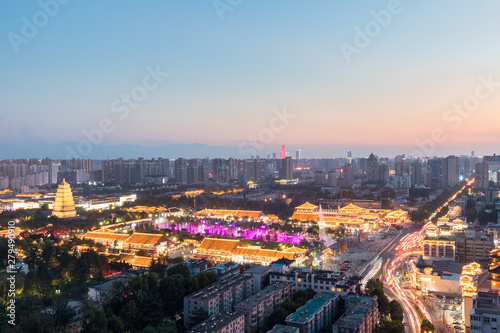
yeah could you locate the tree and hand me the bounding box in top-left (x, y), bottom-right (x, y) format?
top-left (187, 308), bottom-right (209, 328)
top-left (107, 315), bottom-right (125, 333)
top-left (420, 319), bottom-right (435, 332)
top-left (155, 321), bottom-right (178, 333)
top-left (364, 278), bottom-right (390, 315)
top-left (389, 300), bottom-right (404, 322)
top-left (374, 319), bottom-right (405, 333)
top-left (264, 307), bottom-right (289, 331)
top-left (53, 298), bottom-right (76, 328)
top-left (83, 309), bottom-right (108, 333)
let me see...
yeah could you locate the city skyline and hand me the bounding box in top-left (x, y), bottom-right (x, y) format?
top-left (2, 1), bottom-right (500, 158)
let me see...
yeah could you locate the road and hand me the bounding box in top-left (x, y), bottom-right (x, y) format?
top-left (377, 180), bottom-right (474, 333)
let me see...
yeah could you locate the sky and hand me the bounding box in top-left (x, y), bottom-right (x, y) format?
top-left (1, 1), bottom-right (500, 159)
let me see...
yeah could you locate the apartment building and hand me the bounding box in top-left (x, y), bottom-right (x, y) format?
top-left (285, 292), bottom-right (340, 333)
top-left (234, 282), bottom-right (294, 332)
top-left (184, 275), bottom-right (255, 327)
top-left (333, 294), bottom-right (379, 333)
top-left (189, 311), bottom-right (245, 333)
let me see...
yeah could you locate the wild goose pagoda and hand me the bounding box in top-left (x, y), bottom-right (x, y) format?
top-left (52, 179), bottom-right (77, 218)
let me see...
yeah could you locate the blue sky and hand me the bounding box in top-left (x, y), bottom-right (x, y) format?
top-left (1, 1), bottom-right (500, 158)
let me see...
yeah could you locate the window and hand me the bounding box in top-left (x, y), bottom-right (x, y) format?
top-left (484, 317), bottom-right (491, 323)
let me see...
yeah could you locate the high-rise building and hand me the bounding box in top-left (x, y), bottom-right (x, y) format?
top-left (243, 160), bottom-right (255, 182)
top-left (280, 145), bottom-right (286, 159)
top-left (52, 179), bottom-right (77, 218)
top-left (174, 158), bottom-right (188, 184)
top-left (295, 149), bottom-right (301, 167)
top-left (255, 159), bottom-right (266, 181)
top-left (442, 155), bottom-right (460, 187)
top-left (279, 157), bottom-right (293, 180)
top-left (366, 153), bottom-right (379, 182)
top-left (475, 160), bottom-right (490, 189)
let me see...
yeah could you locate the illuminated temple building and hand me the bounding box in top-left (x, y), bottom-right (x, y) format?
top-left (52, 179), bottom-right (77, 218)
top-left (83, 229), bottom-right (169, 255)
top-left (290, 202), bottom-right (407, 231)
top-left (194, 237), bottom-right (307, 265)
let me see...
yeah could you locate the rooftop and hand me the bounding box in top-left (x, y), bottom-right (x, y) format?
top-left (244, 265), bottom-right (272, 275)
top-left (236, 282), bottom-right (293, 309)
top-left (266, 324), bottom-right (300, 333)
top-left (335, 295), bottom-right (378, 329)
top-left (472, 292), bottom-right (500, 315)
top-left (186, 274), bottom-right (253, 301)
top-left (189, 311), bottom-right (243, 333)
top-left (286, 292), bottom-right (339, 323)
top-left (89, 274), bottom-right (133, 292)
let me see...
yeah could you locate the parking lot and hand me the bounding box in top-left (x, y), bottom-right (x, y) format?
top-left (429, 294), bottom-right (464, 332)
top-left (322, 229), bottom-right (399, 275)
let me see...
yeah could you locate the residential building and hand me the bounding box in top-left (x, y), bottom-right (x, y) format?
top-left (476, 160), bottom-right (490, 190)
top-left (333, 294), bottom-right (378, 333)
top-left (455, 230), bottom-right (494, 266)
top-left (206, 261), bottom-right (240, 280)
top-left (184, 275), bottom-right (255, 327)
top-left (42, 300), bottom-right (84, 332)
top-left (243, 265), bottom-right (272, 291)
top-left (442, 155), bottom-right (460, 187)
top-left (189, 311), bottom-right (245, 333)
top-left (235, 282), bottom-right (294, 332)
top-left (269, 259), bottom-right (361, 295)
top-left (267, 325), bottom-right (300, 333)
top-left (88, 274), bottom-right (134, 304)
top-left (469, 292), bottom-right (500, 333)
top-left (285, 292), bottom-right (340, 333)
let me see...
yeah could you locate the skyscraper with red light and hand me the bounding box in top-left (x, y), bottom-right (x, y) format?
top-left (280, 145), bottom-right (286, 159)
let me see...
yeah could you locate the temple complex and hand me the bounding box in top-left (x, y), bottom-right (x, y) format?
top-left (291, 202), bottom-right (408, 231)
top-left (52, 179), bottom-right (77, 218)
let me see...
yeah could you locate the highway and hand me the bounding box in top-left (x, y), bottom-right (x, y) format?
top-left (378, 180), bottom-right (474, 333)
top-left (362, 180), bottom-right (474, 333)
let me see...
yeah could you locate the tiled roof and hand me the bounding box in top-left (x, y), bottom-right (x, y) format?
top-left (197, 238), bottom-right (242, 252)
top-left (125, 233), bottom-right (168, 246)
top-left (233, 246), bottom-right (260, 256)
top-left (195, 209), bottom-right (263, 218)
top-left (84, 231), bottom-right (130, 242)
top-left (339, 203), bottom-right (363, 212)
top-left (291, 213), bottom-right (319, 221)
top-left (282, 246), bottom-right (307, 254)
top-left (295, 202), bottom-right (318, 210)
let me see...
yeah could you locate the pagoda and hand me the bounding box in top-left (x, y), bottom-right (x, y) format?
top-left (52, 179), bottom-right (77, 218)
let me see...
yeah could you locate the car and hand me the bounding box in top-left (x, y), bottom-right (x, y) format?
top-left (444, 305), bottom-right (449, 310)
top-left (454, 326), bottom-right (461, 329)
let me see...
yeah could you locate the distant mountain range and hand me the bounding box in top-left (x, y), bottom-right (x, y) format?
top-left (0, 140), bottom-right (242, 159)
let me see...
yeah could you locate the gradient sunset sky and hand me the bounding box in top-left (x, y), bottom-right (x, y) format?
top-left (1, 1), bottom-right (500, 158)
